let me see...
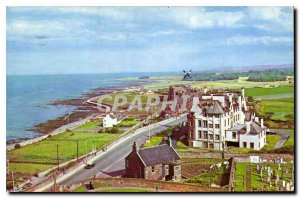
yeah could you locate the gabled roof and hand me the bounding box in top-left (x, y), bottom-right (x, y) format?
top-left (250, 121), bottom-right (263, 134)
top-left (138, 144), bottom-right (180, 167)
top-left (108, 113), bottom-right (116, 119)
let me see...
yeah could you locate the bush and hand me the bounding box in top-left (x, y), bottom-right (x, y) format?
top-left (47, 135), bottom-right (52, 138)
top-left (66, 129), bottom-right (72, 132)
top-left (14, 143), bottom-right (21, 149)
top-left (110, 127), bottom-right (120, 134)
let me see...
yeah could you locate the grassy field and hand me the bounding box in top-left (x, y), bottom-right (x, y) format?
top-left (8, 121), bottom-right (120, 174)
top-left (144, 136), bottom-right (163, 147)
top-left (116, 120), bottom-right (139, 127)
top-left (262, 135), bottom-right (281, 151)
top-left (284, 135), bottom-right (294, 147)
top-left (245, 86), bottom-right (294, 97)
top-left (234, 163), bottom-right (247, 191)
top-left (256, 97), bottom-right (294, 121)
top-left (191, 77), bottom-right (290, 90)
top-left (9, 163), bottom-right (53, 174)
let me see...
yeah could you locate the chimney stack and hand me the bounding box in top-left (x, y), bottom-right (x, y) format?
top-left (261, 118), bottom-right (264, 129)
top-left (246, 121), bottom-right (251, 133)
top-left (132, 142), bottom-right (138, 153)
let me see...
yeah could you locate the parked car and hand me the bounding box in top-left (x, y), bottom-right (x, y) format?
top-left (84, 163), bottom-right (96, 169)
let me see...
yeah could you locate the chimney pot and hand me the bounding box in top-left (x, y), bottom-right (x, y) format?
top-left (261, 118), bottom-right (264, 128)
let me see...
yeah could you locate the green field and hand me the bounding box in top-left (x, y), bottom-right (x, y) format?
top-left (117, 120), bottom-right (139, 127)
top-left (284, 135), bottom-right (294, 147)
top-left (8, 121), bottom-right (120, 174)
top-left (245, 86), bottom-right (294, 97)
top-left (262, 135), bottom-right (281, 151)
top-left (256, 97), bottom-right (294, 121)
top-left (9, 163), bottom-right (53, 174)
top-left (234, 163), bottom-right (247, 191)
top-left (144, 136), bottom-right (163, 147)
top-left (191, 77), bottom-right (290, 90)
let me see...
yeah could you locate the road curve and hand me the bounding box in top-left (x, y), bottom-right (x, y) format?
top-left (58, 115), bottom-right (187, 186)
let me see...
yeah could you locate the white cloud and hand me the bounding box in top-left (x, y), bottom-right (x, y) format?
top-left (247, 7), bottom-right (293, 32)
top-left (224, 36), bottom-right (293, 46)
top-left (161, 7), bottom-right (245, 29)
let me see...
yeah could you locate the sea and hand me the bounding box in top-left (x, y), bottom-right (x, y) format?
top-left (7, 72), bottom-right (177, 141)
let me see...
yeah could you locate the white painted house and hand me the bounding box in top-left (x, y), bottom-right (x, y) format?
top-left (103, 113), bottom-right (121, 128)
top-left (187, 88), bottom-right (267, 150)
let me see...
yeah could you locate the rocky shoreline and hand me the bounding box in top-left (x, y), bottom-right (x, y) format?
top-left (7, 80), bottom-right (155, 144)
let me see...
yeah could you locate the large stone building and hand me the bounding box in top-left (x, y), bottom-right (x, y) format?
top-left (125, 141), bottom-right (181, 181)
top-left (187, 88), bottom-right (267, 150)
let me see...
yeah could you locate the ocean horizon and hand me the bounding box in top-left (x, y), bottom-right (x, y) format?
top-left (6, 72), bottom-right (177, 141)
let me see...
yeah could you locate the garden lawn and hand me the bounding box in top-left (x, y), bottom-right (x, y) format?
top-left (262, 135), bottom-right (281, 151)
top-left (144, 137), bottom-right (163, 147)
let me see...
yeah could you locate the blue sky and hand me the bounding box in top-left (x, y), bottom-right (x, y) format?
top-left (7, 7), bottom-right (294, 75)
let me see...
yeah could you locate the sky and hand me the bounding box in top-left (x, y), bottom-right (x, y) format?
top-left (6, 7), bottom-right (294, 75)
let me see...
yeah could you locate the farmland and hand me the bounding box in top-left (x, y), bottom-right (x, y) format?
top-left (245, 86), bottom-right (294, 97)
top-left (8, 121), bottom-right (121, 174)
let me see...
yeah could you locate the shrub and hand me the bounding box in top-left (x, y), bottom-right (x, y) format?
top-left (14, 143), bottom-right (21, 149)
top-left (66, 129), bottom-right (72, 132)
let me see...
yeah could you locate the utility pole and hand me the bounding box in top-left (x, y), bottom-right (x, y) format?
top-left (222, 141), bottom-right (225, 159)
top-left (7, 159), bottom-right (15, 192)
top-left (76, 139), bottom-right (79, 162)
top-left (56, 145), bottom-right (59, 171)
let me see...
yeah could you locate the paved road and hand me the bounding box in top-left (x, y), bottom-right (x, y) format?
top-left (58, 115), bottom-right (187, 186)
top-left (271, 129), bottom-right (293, 149)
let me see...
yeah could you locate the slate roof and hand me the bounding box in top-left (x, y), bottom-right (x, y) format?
top-left (199, 101), bottom-right (225, 114)
top-left (108, 113), bottom-right (116, 119)
top-left (138, 144), bottom-right (180, 167)
top-left (250, 121), bottom-right (263, 134)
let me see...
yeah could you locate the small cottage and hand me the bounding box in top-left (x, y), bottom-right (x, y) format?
top-left (125, 140), bottom-right (181, 181)
top-left (103, 113), bottom-right (120, 128)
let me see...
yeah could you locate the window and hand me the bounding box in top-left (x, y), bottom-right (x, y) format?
top-left (198, 120), bottom-right (202, 127)
top-left (126, 160), bottom-right (129, 167)
top-left (152, 166), bottom-right (155, 172)
top-left (203, 121), bottom-right (208, 127)
top-left (215, 134), bottom-right (220, 140)
top-left (215, 114), bottom-right (220, 118)
top-left (232, 132), bottom-right (236, 139)
top-left (243, 142), bottom-right (247, 148)
top-left (250, 142), bottom-right (254, 149)
top-left (203, 131), bottom-right (208, 139)
top-left (209, 124), bottom-right (213, 128)
top-left (209, 134), bottom-right (213, 140)
top-left (215, 124), bottom-right (220, 128)
top-left (198, 131), bottom-right (202, 138)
